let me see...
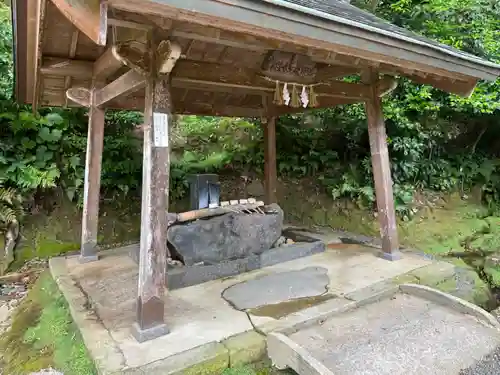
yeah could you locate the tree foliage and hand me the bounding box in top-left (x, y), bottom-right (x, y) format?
top-left (0, 0), bottom-right (500, 228)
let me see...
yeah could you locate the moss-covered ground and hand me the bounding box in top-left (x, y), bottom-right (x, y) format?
top-left (400, 195), bottom-right (500, 289)
top-left (221, 360), bottom-right (292, 375)
top-left (0, 272), bottom-right (96, 375)
top-left (399, 195), bottom-right (490, 255)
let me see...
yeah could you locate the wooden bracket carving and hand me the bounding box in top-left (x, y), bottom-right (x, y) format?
top-left (113, 41), bottom-right (150, 75)
top-left (157, 40), bottom-right (181, 74)
top-left (66, 87), bottom-right (91, 107)
top-left (113, 40), bottom-right (182, 76)
top-left (68, 40), bottom-right (181, 109)
top-left (376, 77), bottom-right (398, 97)
top-left (261, 51), bottom-right (318, 84)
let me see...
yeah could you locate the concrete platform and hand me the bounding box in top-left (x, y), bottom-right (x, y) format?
top-left (49, 241), bottom-right (447, 374)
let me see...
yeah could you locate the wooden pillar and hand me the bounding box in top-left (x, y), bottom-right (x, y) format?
top-left (132, 44), bottom-right (174, 342)
top-left (364, 73), bottom-right (401, 261)
top-left (80, 85), bottom-right (105, 262)
top-left (264, 116), bottom-right (277, 204)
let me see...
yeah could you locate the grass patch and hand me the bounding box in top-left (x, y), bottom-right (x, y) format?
top-left (0, 271), bottom-right (96, 375)
top-left (222, 360), bottom-right (294, 375)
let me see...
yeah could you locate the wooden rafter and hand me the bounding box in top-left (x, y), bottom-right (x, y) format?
top-left (171, 30), bottom-right (270, 53)
top-left (64, 30), bottom-right (80, 107)
top-left (401, 73), bottom-right (476, 97)
top-left (107, 17), bottom-right (273, 54)
top-left (108, 18), bottom-right (153, 31)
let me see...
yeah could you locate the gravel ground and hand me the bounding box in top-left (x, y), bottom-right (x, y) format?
top-left (0, 258), bottom-right (48, 375)
top-left (29, 370), bottom-right (64, 375)
top-left (459, 346), bottom-right (500, 375)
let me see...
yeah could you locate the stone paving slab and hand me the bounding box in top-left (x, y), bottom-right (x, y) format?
top-left (222, 267), bottom-right (329, 310)
top-left (268, 284), bottom-right (500, 375)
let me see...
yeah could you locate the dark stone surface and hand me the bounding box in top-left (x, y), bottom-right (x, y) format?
top-left (281, 228), bottom-right (321, 243)
top-left (131, 322), bottom-right (169, 343)
top-left (167, 240), bottom-right (325, 290)
top-left (79, 254), bottom-right (100, 263)
top-left (80, 241), bottom-right (99, 260)
top-left (377, 250), bottom-right (403, 261)
top-left (167, 203), bottom-right (284, 266)
top-left (167, 255), bottom-right (261, 290)
top-left (260, 241), bottom-right (325, 267)
top-left (222, 266), bottom-right (329, 310)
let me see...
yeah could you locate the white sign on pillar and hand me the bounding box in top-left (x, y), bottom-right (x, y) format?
top-left (153, 112), bottom-right (169, 148)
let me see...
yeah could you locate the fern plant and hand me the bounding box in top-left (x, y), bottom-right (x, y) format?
top-left (0, 186), bottom-right (23, 231)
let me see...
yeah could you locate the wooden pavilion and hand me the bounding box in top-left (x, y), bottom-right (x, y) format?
top-left (11, 0), bottom-right (500, 342)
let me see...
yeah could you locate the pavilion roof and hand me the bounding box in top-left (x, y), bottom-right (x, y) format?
top-left (277, 0), bottom-right (498, 70)
top-left (11, 0), bottom-right (500, 117)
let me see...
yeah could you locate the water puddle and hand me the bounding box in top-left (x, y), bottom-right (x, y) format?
top-left (247, 294), bottom-right (336, 319)
top-left (327, 243), bottom-right (364, 250)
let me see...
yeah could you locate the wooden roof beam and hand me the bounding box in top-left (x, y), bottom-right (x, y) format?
top-left (108, 18), bottom-right (153, 31)
top-left (171, 59), bottom-right (373, 99)
top-left (175, 103), bottom-right (264, 117)
top-left (171, 77), bottom-right (270, 94)
top-left (51, 0), bottom-right (108, 45)
top-left (41, 47), bottom-right (130, 82)
top-left (59, 89), bottom-right (363, 114)
top-left (66, 70), bottom-right (145, 107)
top-left (132, 15), bottom-right (272, 52)
top-left (41, 57), bottom-right (375, 100)
top-left (377, 62), bottom-right (478, 96)
top-left (94, 70), bottom-right (145, 107)
top-left (41, 57), bottom-right (94, 79)
top-left (41, 46), bottom-right (126, 85)
top-left (405, 74), bottom-right (476, 97)
top-left (171, 77), bottom-right (371, 100)
top-left (93, 46), bottom-right (125, 80)
top-left (171, 30), bottom-right (270, 52)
